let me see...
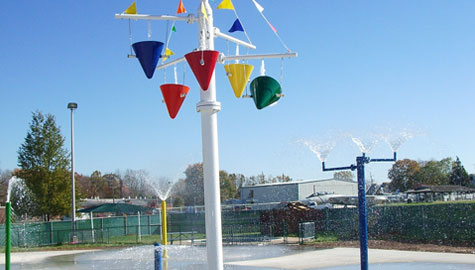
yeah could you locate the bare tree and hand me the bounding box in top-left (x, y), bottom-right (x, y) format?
top-left (122, 169), bottom-right (154, 198)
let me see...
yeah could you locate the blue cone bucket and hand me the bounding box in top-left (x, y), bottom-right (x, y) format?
top-left (132, 41), bottom-right (164, 79)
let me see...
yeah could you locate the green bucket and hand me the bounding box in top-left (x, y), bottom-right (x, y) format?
top-left (250, 76), bottom-right (282, 110)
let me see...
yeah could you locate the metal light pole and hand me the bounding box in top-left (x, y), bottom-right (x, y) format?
top-left (67, 102), bottom-right (78, 243)
top-left (322, 152), bottom-right (397, 270)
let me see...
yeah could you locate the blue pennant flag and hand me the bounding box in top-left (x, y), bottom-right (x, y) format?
top-left (228, 19), bottom-right (244, 33)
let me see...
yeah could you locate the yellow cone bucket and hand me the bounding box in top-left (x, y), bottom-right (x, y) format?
top-left (224, 64), bottom-right (254, 98)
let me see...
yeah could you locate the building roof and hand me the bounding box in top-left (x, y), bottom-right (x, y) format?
top-left (406, 185), bottom-right (475, 194)
top-left (241, 178), bottom-right (357, 188)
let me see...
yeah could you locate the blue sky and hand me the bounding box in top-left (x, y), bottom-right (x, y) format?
top-left (1, 0), bottom-right (474, 184)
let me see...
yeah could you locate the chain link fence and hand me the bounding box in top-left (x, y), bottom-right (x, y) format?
top-left (1, 202), bottom-right (473, 247)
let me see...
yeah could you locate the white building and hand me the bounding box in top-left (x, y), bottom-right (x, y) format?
top-left (240, 178), bottom-right (358, 203)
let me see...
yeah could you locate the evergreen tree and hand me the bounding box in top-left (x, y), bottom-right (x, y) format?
top-left (450, 157), bottom-right (470, 186)
top-left (16, 111), bottom-right (71, 220)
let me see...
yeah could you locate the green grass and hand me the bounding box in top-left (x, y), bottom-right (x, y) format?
top-left (309, 233), bottom-right (339, 243)
top-left (0, 233), bottom-right (206, 253)
top-left (0, 243), bottom-right (133, 253)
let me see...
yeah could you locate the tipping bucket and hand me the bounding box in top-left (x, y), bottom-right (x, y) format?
top-left (224, 64), bottom-right (254, 98)
top-left (132, 41), bottom-right (164, 79)
top-left (184, 50), bottom-right (219, 90)
top-left (250, 76), bottom-right (282, 110)
top-left (160, 83), bottom-right (190, 119)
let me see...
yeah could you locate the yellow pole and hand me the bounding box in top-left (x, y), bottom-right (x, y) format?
top-left (161, 200), bottom-right (168, 258)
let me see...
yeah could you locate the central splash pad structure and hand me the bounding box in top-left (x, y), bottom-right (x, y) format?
top-left (116, 1), bottom-right (297, 269)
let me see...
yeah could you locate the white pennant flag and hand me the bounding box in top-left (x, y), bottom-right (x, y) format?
top-left (252, 0), bottom-right (264, 13)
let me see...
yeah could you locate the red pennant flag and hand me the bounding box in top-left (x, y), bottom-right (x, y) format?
top-left (177, 0), bottom-right (186, 14)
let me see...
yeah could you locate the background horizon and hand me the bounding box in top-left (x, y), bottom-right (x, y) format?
top-left (1, 0), bottom-right (475, 184)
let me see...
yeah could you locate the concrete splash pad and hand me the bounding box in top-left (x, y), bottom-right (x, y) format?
top-left (228, 247), bottom-right (475, 269)
top-left (1, 246), bottom-right (474, 269)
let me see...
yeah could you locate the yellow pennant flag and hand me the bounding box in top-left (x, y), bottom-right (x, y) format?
top-left (201, 2), bottom-right (209, 22)
top-left (124, 1), bottom-right (137, 14)
top-left (217, 0), bottom-right (234, 10)
top-left (162, 48), bottom-right (175, 62)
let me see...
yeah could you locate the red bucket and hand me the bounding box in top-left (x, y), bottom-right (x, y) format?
top-left (185, 50), bottom-right (219, 90)
top-left (160, 84), bottom-right (190, 119)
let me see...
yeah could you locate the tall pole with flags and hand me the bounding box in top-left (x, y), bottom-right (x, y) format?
top-left (196, 1), bottom-right (224, 269)
top-left (115, 1), bottom-right (296, 268)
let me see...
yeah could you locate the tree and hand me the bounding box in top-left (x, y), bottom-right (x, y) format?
top-left (219, 170), bottom-right (238, 201)
top-left (244, 172), bottom-right (293, 187)
top-left (449, 157), bottom-right (470, 186)
top-left (333, 171), bottom-right (354, 181)
top-left (77, 173), bottom-right (91, 198)
top-left (183, 163), bottom-right (204, 206)
top-left (16, 111), bottom-right (72, 220)
top-left (122, 169), bottom-right (154, 198)
top-left (173, 163), bottom-right (253, 205)
top-left (388, 159), bottom-right (421, 191)
top-left (418, 158), bottom-right (452, 186)
top-left (172, 195), bottom-right (184, 207)
top-left (273, 173), bottom-right (292, 183)
top-left (89, 170), bottom-right (105, 198)
top-left (103, 173), bottom-right (121, 199)
top-left (230, 173), bottom-right (246, 197)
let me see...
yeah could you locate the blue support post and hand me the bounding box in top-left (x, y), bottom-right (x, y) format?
top-left (322, 151), bottom-right (396, 270)
top-left (356, 155), bottom-right (368, 270)
top-left (154, 242), bottom-right (162, 270)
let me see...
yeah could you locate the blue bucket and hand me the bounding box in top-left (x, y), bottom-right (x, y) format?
top-left (132, 41), bottom-right (164, 79)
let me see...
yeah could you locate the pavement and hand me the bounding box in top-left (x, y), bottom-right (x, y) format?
top-left (227, 247), bottom-right (475, 269)
top-left (0, 249), bottom-right (99, 265)
top-left (0, 247), bottom-right (474, 269)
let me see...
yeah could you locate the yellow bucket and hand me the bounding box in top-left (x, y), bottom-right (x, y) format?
top-left (224, 64), bottom-right (254, 98)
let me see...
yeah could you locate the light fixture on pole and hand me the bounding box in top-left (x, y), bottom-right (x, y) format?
top-left (67, 102), bottom-right (78, 243)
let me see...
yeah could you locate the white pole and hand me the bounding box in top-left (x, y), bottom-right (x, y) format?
top-left (114, 13), bottom-right (196, 23)
top-left (137, 211), bottom-right (142, 242)
top-left (196, 1), bottom-right (223, 270)
top-left (214, 28), bottom-right (256, 49)
top-left (90, 212), bottom-right (95, 243)
top-left (235, 45), bottom-right (239, 64)
top-left (222, 52), bottom-right (297, 62)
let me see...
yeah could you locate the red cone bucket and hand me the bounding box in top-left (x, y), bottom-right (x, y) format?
top-left (185, 50), bottom-right (219, 91)
top-left (160, 84), bottom-right (190, 119)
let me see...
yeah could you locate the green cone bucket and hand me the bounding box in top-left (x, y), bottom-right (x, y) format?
top-left (250, 76), bottom-right (282, 109)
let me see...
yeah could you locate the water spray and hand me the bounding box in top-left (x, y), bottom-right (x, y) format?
top-left (322, 152), bottom-right (397, 270)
